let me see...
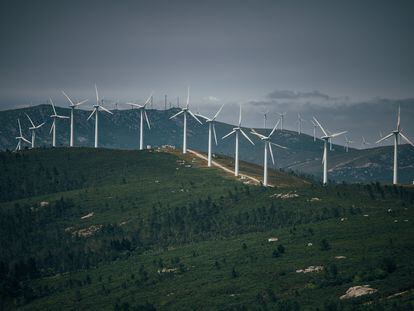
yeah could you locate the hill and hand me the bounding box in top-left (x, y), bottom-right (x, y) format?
top-left (0, 148), bottom-right (414, 310)
top-left (0, 104), bottom-right (414, 183)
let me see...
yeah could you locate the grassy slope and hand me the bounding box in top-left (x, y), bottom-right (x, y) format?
top-left (0, 148), bottom-right (413, 310)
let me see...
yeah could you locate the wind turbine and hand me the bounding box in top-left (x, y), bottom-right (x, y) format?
top-left (169, 87), bottom-right (202, 154)
top-left (49, 98), bottom-right (69, 147)
top-left (277, 112), bottom-right (286, 131)
top-left (251, 120), bottom-right (287, 186)
top-left (25, 113), bottom-right (45, 148)
top-left (222, 105), bottom-right (255, 176)
top-left (361, 136), bottom-right (371, 148)
top-left (196, 104), bottom-right (225, 167)
top-left (126, 92), bottom-right (152, 150)
top-left (344, 135), bottom-right (353, 152)
top-left (261, 110), bottom-right (269, 129)
top-left (311, 120), bottom-right (318, 142)
top-left (296, 113), bottom-right (305, 135)
top-left (313, 117), bottom-right (347, 185)
top-left (376, 106), bottom-right (414, 185)
top-left (62, 91), bottom-right (88, 147)
top-left (15, 118), bottom-right (31, 151)
top-left (87, 85), bottom-right (113, 148)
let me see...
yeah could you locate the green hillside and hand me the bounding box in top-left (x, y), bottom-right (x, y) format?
top-left (1, 104), bottom-right (414, 184)
top-left (1, 148), bottom-right (414, 310)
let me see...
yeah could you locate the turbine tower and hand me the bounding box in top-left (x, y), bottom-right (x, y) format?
top-left (376, 106), bottom-right (414, 185)
top-left (250, 120), bottom-right (287, 186)
top-left (62, 91), bottom-right (88, 147)
top-left (222, 105), bottom-right (255, 176)
top-left (15, 118), bottom-right (31, 151)
top-left (196, 104), bottom-right (225, 167)
top-left (126, 92), bottom-right (152, 150)
top-left (296, 113), bottom-right (305, 135)
top-left (87, 85), bottom-right (113, 148)
top-left (277, 112), bottom-right (286, 131)
top-left (261, 110), bottom-right (269, 129)
top-left (344, 135), bottom-right (353, 152)
top-left (169, 87), bottom-right (202, 154)
top-left (25, 113), bottom-right (45, 148)
top-left (313, 117), bottom-right (347, 185)
top-left (49, 98), bottom-right (69, 147)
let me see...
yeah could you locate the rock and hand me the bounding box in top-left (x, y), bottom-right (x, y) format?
top-left (40, 201), bottom-right (49, 207)
top-left (296, 265), bottom-right (323, 273)
top-left (307, 242), bottom-right (313, 247)
top-left (268, 237), bottom-right (278, 242)
top-left (335, 256), bottom-right (346, 259)
top-left (340, 285), bottom-right (377, 300)
top-left (81, 212), bottom-right (94, 219)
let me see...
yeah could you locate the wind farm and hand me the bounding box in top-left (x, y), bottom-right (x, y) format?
top-left (1, 1), bottom-right (414, 310)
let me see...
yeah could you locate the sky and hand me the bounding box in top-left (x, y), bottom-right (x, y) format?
top-left (0, 0), bottom-right (413, 146)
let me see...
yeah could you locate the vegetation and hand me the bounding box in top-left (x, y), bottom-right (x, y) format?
top-left (0, 148), bottom-right (413, 310)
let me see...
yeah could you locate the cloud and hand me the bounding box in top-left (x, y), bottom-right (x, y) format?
top-left (203, 96), bottom-right (220, 102)
top-left (266, 89), bottom-right (346, 101)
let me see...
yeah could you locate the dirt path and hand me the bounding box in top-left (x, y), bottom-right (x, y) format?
top-left (188, 149), bottom-right (263, 186)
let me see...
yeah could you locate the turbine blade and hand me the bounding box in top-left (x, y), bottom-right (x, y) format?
top-left (376, 132), bottom-right (393, 144)
top-left (186, 86), bottom-right (190, 108)
top-left (49, 120), bottom-right (55, 134)
top-left (22, 137), bottom-right (31, 144)
top-left (37, 122), bottom-right (45, 129)
top-left (76, 99), bottom-right (88, 106)
top-left (195, 113), bottom-right (209, 121)
top-left (250, 129), bottom-right (266, 139)
top-left (144, 110), bottom-right (151, 129)
top-left (399, 131), bottom-right (414, 146)
top-left (99, 105), bottom-right (113, 115)
top-left (87, 109), bottom-right (96, 121)
top-left (169, 110), bottom-right (184, 119)
top-left (312, 117), bottom-right (328, 137)
top-left (188, 110), bottom-right (202, 124)
top-left (240, 129), bottom-right (254, 145)
top-left (269, 142), bottom-right (275, 165)
top-left (238, 105), bottom-right (242, 126)
top-left (143, 92), bottom-right (153, 107)
top-left (212, 103), bottom-right (225, 120)
top-left (269, 119), bottom-right (280, 137)
top-left (50, 98), bottom-right (57, 115)
top-left (213, 123), bottom-right (218, 145)
top-left (397, 105), bottom-right (401, 131)
top-left (25, 113), bottom-right (35, 127)
top-left (331, 131), bottom-right (347, 138)
top-left (62, 90), bottom-right (75, 106)
top-left (57, 115), bottom-right (70, 119)
top-left (17, 119), bottom-right (22, 136)
top-left (222, 130), bottom-right (236, 140)
top-left (95, 84), bottom-right (99, 105)
top-left (270, 142), bottom-right (288, 149)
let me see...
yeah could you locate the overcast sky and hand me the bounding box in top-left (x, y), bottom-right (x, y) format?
top-left (0, 0), bottom-right (413, 146)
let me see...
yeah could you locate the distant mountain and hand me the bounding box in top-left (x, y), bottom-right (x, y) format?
top-left (0, 104), bottom-right (413, 183)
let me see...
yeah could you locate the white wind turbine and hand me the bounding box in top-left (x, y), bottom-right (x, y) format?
top-left (126, 92), bottom-right (153, 150)
top-left (361, 136), bottom-right (371, 148)
top-left (296, 113), bottom-right (305, 135)
top-left (62, 91), bottom-right (88, 147)
top-left (49, 98), bottom-right (69, 147)
top-left (313, 117), bottom-right (347, 185)
top-left (251, 120), bottom-right (287, 186)
top-left (277, 112), bottom-right (286, 131)
top-left (87, 85), bottom-right (113, 148)
top-left (344, 135), bottom-right (353, 152)
top-left (15, 118), bottom-right (31, 151)
top-left (196, 104), bottom-right (225, 167)
top-left (376, 106), bottom-right (414, 185)
top-left (25, 113), bottom-right (45, 148)
top-left (222, 105), bottom-right (255, 176)
top-left (261, 110), bottom-right (269, 128)
top-left (169, 87), bottom-right (202, 154)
